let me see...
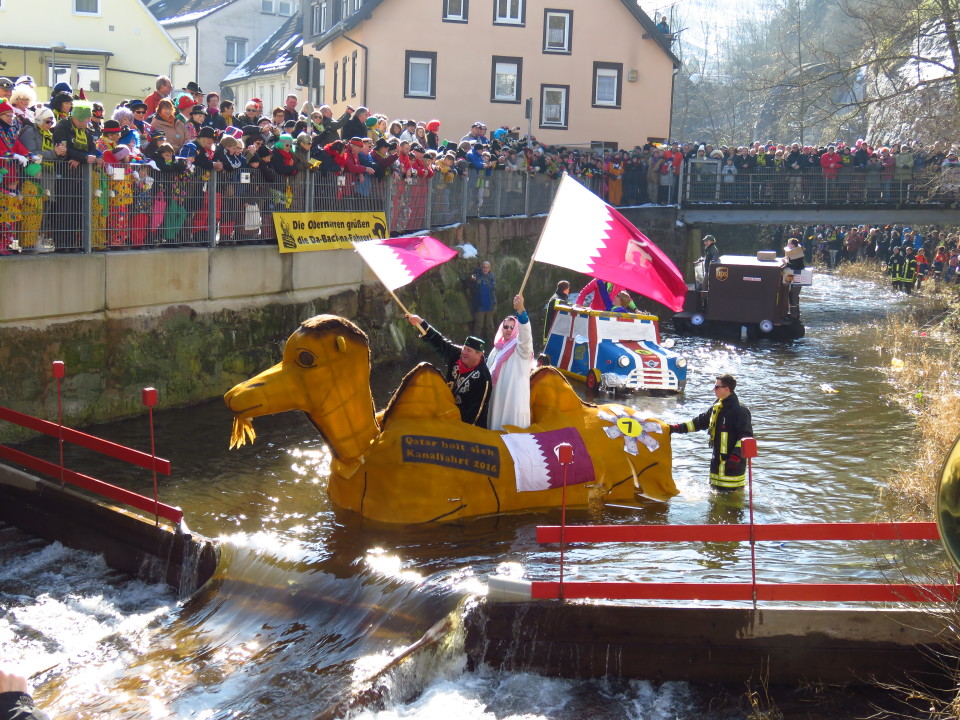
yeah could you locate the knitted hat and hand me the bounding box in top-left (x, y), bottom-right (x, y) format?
top-left (364, 116), bottom-right (378, 128)
top-left (34, 106), bottom-right (54, 125)
top-left (72, 101), bottom-right (93, 123)
top-left (426, 119), bottom-right (440, 132)
top-left (223, 126), bottom-right (243, 140)
top-left (348, 137), bottom-right (364, 147)
top-left (274, 133), bottom-right (293, 149)
top-left (464, 336), bottom-right (485, 352)
top-left (0, 101), bottom-right (13, 115)
top-left (102, 119), bottom-right (122, 133)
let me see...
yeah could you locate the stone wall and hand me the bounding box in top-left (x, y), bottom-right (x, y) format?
top-left (0, 209), bottom-right (683, 440)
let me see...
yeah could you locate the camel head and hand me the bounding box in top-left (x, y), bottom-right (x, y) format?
top-left (224, 315), bottom-right (378, 460)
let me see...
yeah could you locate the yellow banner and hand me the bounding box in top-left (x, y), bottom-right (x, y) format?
top-left (274, 212), bottom-right (389, 252)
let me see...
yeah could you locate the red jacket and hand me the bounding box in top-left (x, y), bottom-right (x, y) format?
top-left (820, 151), bottom-right (842, 178)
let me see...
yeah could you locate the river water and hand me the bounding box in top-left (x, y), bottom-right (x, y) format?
top-left (1, 272), bottom-right (953, 719)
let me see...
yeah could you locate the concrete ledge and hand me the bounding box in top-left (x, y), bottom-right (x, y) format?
top-left (106, 248), bottom-right (210, 309)
top-left (0, 465), bottom-right (219, 597)
top-left (0, 254), bottom-right (105, 322)
top-left (292, 247), bottom-right (364, 290)
top-left (210, 245), bottom-right (290, 299)
top-left (467, 600), bottom-right (950, 684)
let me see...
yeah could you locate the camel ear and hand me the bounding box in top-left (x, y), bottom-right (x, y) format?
top-left (336, 335), bottom-right (346, 352)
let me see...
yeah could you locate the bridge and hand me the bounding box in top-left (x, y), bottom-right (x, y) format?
top-left (675, 164), bottom-right (960, 226)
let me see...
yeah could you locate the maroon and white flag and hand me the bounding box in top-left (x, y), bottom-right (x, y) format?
top-left (502, 427), bottom-right (595, 492)
top-left (353, 235), bottom-right (458, 291)
top-left (533, 174), bottom-right (687, 312)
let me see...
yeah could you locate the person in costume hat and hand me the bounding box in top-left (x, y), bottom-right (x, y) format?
top-left (405, 314), bottom-right (492, 427)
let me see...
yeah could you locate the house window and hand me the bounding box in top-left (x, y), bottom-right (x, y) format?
top-left (493, 0), bottom-right (523, 25)
top-left (47, 62), bottom-right (103, 93)
top-left (317, 63), bottom-right (325, 104)
top-left (311, 3), bottom-right (320, 34)
top-left (278, 0), bottom-right (293, 15)
top-left (174, 37), bottom-right (190, 55)
top-left (320, 0), bottom-right (329, 30)
top-left (77, 65), bottom-right (102, 93)
top-left (261, 0), bottom-right (274, 12)
top-left (339, 0), bottom-right (347, 20)
top-left (491, 56), bottom-right (521, 103)
top-left (341, 55), bottom-right (347, 100)
top-left (442, 0), bottom-right (468, 22)
top-left (333, 62), bottom-right (338, 102)
top-left (226, 37), bottom-right (247, 65)
top-left (404, 50), bottom-right (436, 98)
top-left (73, 0), bottom-right (99, 14)
top-left (351, 50), bottom-right (358, 97)
top-left (48, 64), bottom-right (71, 88)
top-left (543, 9), bottom-right (571, 53)
top-left (593, 62), bottom-right (622, 108)
top-left (540, 84), bottom-right (569, 128)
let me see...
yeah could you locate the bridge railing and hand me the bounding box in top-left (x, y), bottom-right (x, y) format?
top-left (533, 438), bottom-right (957, 604)
top-left (0, 361), bottom-right (181, 525)
top-left (679, 159), bottom-right (946, 206)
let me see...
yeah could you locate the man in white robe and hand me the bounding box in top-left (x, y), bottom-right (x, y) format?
top-left (486, 294), bottom-right (534, 431)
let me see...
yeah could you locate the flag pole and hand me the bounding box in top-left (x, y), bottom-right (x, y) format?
top-left (385, 287), bottom-right (426, 337)
top-left (518, 172), bottom-right (568, 297)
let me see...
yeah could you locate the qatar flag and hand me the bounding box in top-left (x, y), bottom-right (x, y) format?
top-left (503, 427), bottom-right (595, 492)
top-left (533, 174), bottom-right (687, 312)
top-left (353, 235), bottom-right (458, 291)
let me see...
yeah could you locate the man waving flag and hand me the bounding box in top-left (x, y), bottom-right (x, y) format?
top-left (531, 174), bottom-right (687, 312)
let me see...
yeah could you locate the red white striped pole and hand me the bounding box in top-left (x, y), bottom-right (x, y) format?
top-left (741, 437), bottom-right (759, 608)
top-left (555, 442), bottom-right (574, 602)
top-left (52, 361), bottom-right (65, 488)
top-left (142, 387), bottom-right (159, 526)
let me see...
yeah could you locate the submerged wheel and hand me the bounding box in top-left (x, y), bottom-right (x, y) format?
top-left (690, 313), bottom-right (706, 327)
top-left (758, 319), bottom-right (774, 334)
top-left (585, 368), bottom-right (602, 391)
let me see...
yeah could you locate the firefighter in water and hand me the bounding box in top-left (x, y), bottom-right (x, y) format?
top-left (670, 374), bottom-right (754, 490)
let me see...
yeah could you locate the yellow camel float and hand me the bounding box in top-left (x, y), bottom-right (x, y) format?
top-left (224, 315), bottom-right (678, 524)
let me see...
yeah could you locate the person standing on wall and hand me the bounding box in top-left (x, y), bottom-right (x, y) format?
top-left (670, 374), bottom-right (753, 490)
top-left (470, 260), bottom-right (497, 342)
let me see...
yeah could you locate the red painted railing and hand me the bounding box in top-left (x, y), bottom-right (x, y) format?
top-left (0, 362), bottom-right (182, 525)
top-left (534, 437), bottom-right (956, 603)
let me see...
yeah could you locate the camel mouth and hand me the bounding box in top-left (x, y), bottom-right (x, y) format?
top-left (230, 403), bottom-right (263, 417)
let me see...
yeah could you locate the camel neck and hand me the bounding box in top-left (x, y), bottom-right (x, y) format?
top-left (309, 383), bottom-right (379, 461)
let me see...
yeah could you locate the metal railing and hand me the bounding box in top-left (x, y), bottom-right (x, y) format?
top-left (1, 162), bottom-right (565, 253)
top-left (532, 437), bottom-right (957, 604)
top-left (679, 158), bottom-right (944, 206)
top-left (0, 361), bottom-right (180, 525)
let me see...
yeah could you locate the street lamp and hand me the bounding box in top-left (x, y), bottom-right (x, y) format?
top-left (51, 42), bottom-right (66, 89)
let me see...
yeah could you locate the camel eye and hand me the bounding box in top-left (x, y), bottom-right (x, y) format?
top-left (297, 351), bottom-right (316, 368)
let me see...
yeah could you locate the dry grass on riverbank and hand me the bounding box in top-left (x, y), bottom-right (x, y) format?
top-left (869, 309), bottom-right (960, 518)
top-left (834, 261), bottom-right (960, 517)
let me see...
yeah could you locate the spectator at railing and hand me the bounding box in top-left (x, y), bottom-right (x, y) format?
top-left (151, 99), bottom-right (188, 152)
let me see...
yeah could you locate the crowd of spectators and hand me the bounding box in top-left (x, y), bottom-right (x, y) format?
top-left (3, 70), bottom-right (960, 254)
top-left (781, 223), bottom-right (960, 288)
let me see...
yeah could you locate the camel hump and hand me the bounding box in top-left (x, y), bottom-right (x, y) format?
top-left (381, 362), bottom-right (462, 427)
top-left (530, 366), bottom-right (589, 423)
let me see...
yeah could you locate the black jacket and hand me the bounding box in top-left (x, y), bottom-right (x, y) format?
top-left (420, 322), bottom-right (491, 427)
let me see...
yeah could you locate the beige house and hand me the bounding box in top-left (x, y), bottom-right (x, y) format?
top-left (0, 0), bottom-right (183, 108)
top-left (301, 0), bottom-right (679, 148)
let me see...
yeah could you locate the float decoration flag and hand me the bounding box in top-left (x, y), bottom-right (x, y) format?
top-left (533, 174), bottom-right (687, 312)
top-left (353, 235), bottom-right (458, 291)
top-left (502, 427), bottom-right (595, 492)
